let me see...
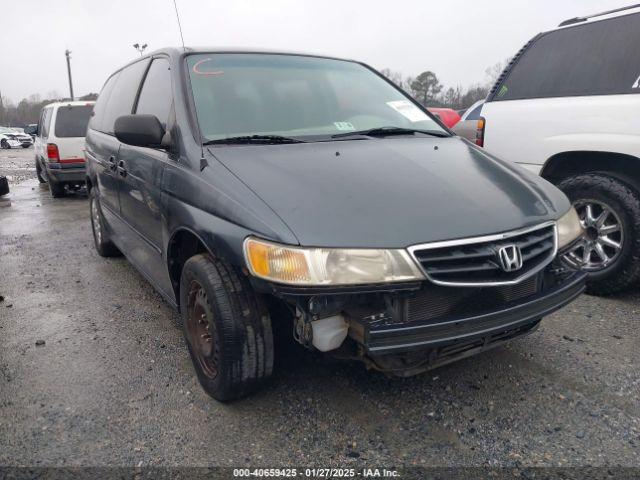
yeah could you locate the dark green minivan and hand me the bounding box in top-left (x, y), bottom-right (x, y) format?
top-left (85, 48), bottom-right (586, 401)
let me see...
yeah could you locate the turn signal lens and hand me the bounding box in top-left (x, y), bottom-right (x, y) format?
top-left (246, 239), bottom-right (310, 282)
top-left (243, 237), bottom-right (425, 286)
top-left (557, 207), bottom-right (584, 250)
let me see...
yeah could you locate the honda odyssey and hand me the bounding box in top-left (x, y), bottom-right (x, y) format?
top-left (85, 48), bottom-right (586, 401)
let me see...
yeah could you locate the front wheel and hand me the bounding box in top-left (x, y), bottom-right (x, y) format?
top-left (180, 254), bottom-right (274, 401)
top-left (1, 139), bottom-right (10, 149)
top-left (558, 173), bottom-right (640, 295)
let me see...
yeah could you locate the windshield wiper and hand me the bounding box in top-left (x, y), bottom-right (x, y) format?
top-left (203, 135), bottom-right (306, 145)
top-left (332, 126), bottom-right (450, 139)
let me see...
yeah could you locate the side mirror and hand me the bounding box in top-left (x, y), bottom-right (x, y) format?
top-left (114, 114), bottom-right (165, 148)
top-left (24, 125), bottom-right (37, 135)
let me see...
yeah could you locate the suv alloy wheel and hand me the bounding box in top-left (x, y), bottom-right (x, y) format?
top-left (559, 173), bottom-right (640, 294)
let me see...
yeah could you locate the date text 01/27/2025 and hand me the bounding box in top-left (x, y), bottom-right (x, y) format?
top-left (232, 468), bottom-right (400, 478)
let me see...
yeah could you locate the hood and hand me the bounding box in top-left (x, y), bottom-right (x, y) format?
top-left (211, 136), bottom-right (570, 248)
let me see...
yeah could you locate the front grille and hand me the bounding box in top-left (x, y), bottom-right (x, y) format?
top-left (409, 223), bottom-right (556, 286)
top-left (406, 274), bottom-right (541, 323)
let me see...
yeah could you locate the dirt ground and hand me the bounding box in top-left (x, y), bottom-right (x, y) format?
top-left (1, 147), bottom-right (639, 469)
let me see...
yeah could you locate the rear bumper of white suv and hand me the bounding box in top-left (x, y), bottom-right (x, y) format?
top-left (47, 163), bottom-right (86, 184)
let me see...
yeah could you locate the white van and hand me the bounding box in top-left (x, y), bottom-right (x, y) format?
top-left (29, 101), bottom-right (94, 197)
top-left (479, 5), bottom-right (640, 295)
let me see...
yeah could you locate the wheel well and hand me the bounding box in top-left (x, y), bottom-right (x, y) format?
top-left (167, 229), bottom-right (209, 305)
top-left (541, 151), bottom-right (640, 192)
top-left (85, 176), bottom-right (93, 192)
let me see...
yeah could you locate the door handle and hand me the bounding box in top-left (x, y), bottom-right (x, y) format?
top-left (117, 160), bottom-right (127, 177)
top-left (108, 155), bottom-right (117, 172)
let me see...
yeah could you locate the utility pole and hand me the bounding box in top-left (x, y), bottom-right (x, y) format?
top-left (65, 49), bottom-right (74, 100)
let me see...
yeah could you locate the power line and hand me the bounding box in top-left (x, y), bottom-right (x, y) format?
top-left (172, 0), bottom-right (186, 48)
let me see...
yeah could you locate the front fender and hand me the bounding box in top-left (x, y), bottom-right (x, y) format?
top-left (160, 155), bottom-right (299, 268)
top-left (163, 200), bottom-right (254, 268)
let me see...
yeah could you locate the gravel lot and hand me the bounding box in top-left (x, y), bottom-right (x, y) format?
top-left (0, 146), bottom-right (38, 185)
top-left (1, 147), bottom-right (639, 469)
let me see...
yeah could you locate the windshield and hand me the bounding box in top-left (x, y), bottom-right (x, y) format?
top-left (187, 54), bottom-right (446, 142)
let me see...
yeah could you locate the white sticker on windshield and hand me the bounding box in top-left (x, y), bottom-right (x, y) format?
top-left (334, 122), bottom-right (355, 131)
top-left (386, 100), bottom-right (429, 122)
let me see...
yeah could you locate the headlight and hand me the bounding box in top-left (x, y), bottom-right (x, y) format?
top-left (557, 207), bottom-right (584, 250)
top-left (244, 237), bottom-right (425, 286)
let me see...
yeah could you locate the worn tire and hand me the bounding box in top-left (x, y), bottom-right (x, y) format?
top-left (89, 188), bottom-right (121, 257)
top-left (180, 254), bottom-right (274, 401)
top-left (558, 173), bottom-right (640, 295)
top-left (35, 161), bottom-right (46, 183)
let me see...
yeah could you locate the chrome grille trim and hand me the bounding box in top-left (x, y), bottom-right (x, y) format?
top-left (407, 221), bottom-right (558, 287)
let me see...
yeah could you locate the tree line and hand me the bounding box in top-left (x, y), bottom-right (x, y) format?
top-left (380, 60), bottom-right (507, 111)
top-left (0, 92), bottom-right (98, 127)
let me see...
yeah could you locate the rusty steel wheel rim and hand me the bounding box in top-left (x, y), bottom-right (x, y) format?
top-left (185, 280), bottom-right (219, 379)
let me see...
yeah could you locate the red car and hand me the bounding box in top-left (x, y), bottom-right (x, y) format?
top-left (427, 108), bottom-right (461, 128)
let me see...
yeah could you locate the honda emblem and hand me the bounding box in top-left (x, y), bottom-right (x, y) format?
top-left (497, 244), bottom-right (523, 272)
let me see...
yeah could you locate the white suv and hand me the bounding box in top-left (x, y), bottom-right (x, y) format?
top-left (28, 101), bottom-right (94, 197)
top-left (479, 5), bottom-right (640, 295)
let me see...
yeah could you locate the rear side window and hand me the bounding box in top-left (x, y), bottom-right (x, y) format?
top-left (135, 58), bottom-right (172, 127)
top-left (54, 105), bottom-right (93, 138)
top-left (99, 60), bottom-right (148, 134)
top-left (40, 108), bottom-right (53, 138)
top-left (493, 13), bottom-right (640, 101)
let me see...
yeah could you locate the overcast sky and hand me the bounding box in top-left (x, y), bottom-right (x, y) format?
top-left (0, 0), bottom-right (627, 102)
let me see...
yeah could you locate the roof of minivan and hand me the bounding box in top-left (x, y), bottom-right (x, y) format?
top-left (151, 46), bottom-right (350, 60)
top-left (111, 47), bottom-right (356, 74)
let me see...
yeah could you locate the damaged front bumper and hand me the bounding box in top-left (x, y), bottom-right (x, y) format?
top-left (355, 269), bottom-right (584, 355)
top-left (256, 261), bottom-right (586, 375)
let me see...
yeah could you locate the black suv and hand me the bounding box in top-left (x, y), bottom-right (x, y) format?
top-left (85, 48), bottom-right (586, 401)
